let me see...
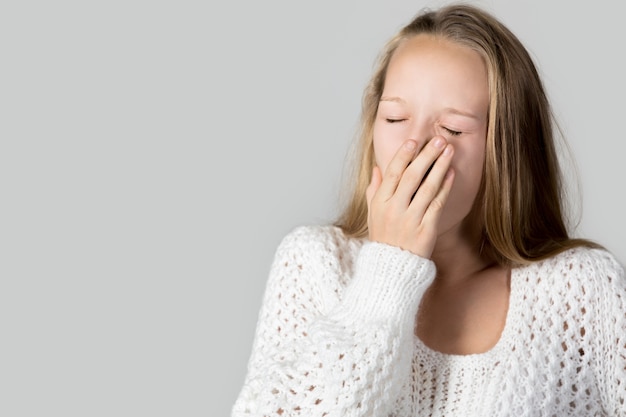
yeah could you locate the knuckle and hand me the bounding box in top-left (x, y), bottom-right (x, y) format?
top-left (419, 182), bottom-right (438, 197)
top-left (429, 197), bottom-right (445, 212)
top-left (401, 168), bottom-right (420, 185)
top-left (385, 169), bottom-right (402, 182)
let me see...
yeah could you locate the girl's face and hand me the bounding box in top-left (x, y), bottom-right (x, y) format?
top-left (373, 34), bottom-right (489, 238)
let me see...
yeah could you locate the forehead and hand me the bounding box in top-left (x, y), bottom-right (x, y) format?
top-left (384, 34), bottom-right (489, 110)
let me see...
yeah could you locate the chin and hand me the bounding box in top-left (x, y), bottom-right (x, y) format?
top-left (436, 204), bottom-right (482, 241)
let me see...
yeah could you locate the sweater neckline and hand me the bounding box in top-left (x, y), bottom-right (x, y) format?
top-left (413, 265), bottom-right (521, 365)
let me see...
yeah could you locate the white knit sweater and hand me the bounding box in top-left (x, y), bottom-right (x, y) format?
top-left (232, 225), bottom-right (626, 416)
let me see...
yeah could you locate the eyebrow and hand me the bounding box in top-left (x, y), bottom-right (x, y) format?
top-left (379, 96), bottom-right (481, 120)
top-left (441, 107), bottom-right (481, 120)
top-left (379, 96), bottom-right (406, 104)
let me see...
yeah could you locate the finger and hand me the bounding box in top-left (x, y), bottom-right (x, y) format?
top-left (375, 139), bottom-right (418, 201)
top-left (421, 167), bottom-right (455, 227)
top-left (366, 165), bottom-right (382, 210)
top-left (396, 136), bottom-right (447, 204)
top-left (408, 143), bottom-right (454, 218)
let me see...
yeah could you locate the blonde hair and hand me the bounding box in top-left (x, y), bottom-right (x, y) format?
top-left (335, 4), bottom-right (599, 265)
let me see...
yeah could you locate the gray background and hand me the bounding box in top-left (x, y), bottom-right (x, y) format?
top-left (1, 0), bottom-right (624, 416)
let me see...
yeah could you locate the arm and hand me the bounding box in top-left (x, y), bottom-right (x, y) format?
top-left (588, 250), bottom-right (626, 416)
top-left (231, 226), bottom-right (435, 417)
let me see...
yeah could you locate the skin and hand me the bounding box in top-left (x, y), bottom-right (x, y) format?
top-left (366, 34), bottom-right (510, 355)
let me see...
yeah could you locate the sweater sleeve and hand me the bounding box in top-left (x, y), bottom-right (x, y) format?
top-left (231, 226), bottom-right (436, 417)
top-left (588, 250), bottom-right (626, 416)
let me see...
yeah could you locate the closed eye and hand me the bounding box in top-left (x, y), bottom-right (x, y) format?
top-left (442, 127), bottom-right (462, 136)
top-left (385, 118), bottom-right (406, 124)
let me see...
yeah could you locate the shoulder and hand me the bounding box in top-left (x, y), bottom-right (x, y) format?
top-left (263, 224), bottom-right (365, 313)
top-left (520, 245), bottom-right (622, 279)
top-left (275, 224), bottom-right (364, 264)
top-left (547, 246), bottom-right (624, 286)
top-left (513, 247), bottom-right (625, 352)
top-left (522, 246), bottom-right (626, 309)
top-left (271, 224), bottom-right (365, 283)
top-left (515, 246), bottom-right (625, 303)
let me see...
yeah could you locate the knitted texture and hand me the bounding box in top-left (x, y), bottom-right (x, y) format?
top-left (232, 225), bottom-right (626, 416)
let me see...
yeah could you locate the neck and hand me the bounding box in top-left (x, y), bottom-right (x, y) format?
top-left (431, 223), bottom-right (495, 284)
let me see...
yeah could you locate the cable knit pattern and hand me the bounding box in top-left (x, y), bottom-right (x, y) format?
top-left (232, 225), bottom-right (626, 417)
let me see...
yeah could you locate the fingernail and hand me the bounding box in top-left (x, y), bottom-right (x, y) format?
top-left (405, 140), bottom-right (417, 150)
top-left (443, 145), bottom-right (453, 156)
top-left (434, 137), bottom-right (445, 149)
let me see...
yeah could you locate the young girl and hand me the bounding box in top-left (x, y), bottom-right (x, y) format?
top-left (231, 4), bottom-right (626, 416)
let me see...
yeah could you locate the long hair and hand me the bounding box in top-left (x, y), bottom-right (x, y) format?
top-left (335, 3), bottom-right (599, 265)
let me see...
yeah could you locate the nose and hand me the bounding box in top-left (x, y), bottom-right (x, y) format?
top-left (406, 118), bottom-right (436, 151)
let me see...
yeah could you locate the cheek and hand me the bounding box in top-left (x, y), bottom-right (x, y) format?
top-left (372, 122), bottom-right (405, 173)
top-left (449, 139), bottom-right (486, 195)
top-left (372, 138), bottom-right (391, 173)
top-left (372, 124), bottom-right (387, 171)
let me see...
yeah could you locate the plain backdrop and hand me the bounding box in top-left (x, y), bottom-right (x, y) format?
top-left (1, 0), bottom-right (624, 416)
